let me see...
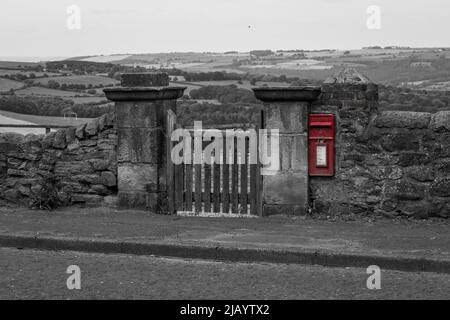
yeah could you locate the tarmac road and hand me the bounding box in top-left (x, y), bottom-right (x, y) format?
top-left (0, 247), bottom-right (449, 300)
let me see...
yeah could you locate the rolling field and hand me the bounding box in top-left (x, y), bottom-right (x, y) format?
top-left (14, 86), bottom-right (108, 104)
top-left (0, 61), bottom-right (40, 69)
top-left (70, 96), bottom-right (108, 104)
top-left (15, 86), bottom-right (83, 97)
top-left (190, 80), bottom-right (291, 89)
top-left (32, 75), bottom-right (119, 87)
top-left (0, 113), bottom-right (43, 135)
top-left (0, 78), bottom-right (24, 92)
top-left (170, 80), bottom-right (293, 95)
top-left (0, 69), bottom-right (60, 77)
top-left (0, 110), bottom-right (92, 127)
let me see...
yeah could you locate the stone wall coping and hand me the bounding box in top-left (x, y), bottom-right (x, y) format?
top-left (252, 86), bottom-right (321, 102)
top-left (104, 86), bottom-right (186, 101)
top-left (374, 111), bottom-right (432, 129)
top-left (373, 110), bottom-right (450, 131)
top-left (430, 110), bottom-right (450, 132)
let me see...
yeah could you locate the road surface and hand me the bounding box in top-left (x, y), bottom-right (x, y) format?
top-left (0, 247), bottom-right (449, 299)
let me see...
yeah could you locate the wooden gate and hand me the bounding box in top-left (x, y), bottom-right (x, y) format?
top-left (166, 110), bottom-right (263, 216)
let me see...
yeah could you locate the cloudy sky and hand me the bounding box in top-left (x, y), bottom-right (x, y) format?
top-left (0, 0), bottom-right (448, 60)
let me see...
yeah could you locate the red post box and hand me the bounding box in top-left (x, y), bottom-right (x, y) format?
top-left (308, 113), bottom-right (335, 176)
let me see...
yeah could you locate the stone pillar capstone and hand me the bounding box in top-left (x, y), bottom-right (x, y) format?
top-left (104, 73), bottom-right (186, 212)
top-left (253, 87), bottom-right (321, 215)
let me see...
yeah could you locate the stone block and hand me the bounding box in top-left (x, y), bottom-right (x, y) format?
top-left (117, 191), bottom-right (158, 210)
top-left (279, 134), bottom-right (308, 172)
top-left (88, 159), bottom-right (110, 171)
top-left (398, 153), bottom-right (430, 167)
top-left (430, 178), bottom-right (450, 197)
top-left (89, 184), bottom-right (110, 195)
top-left (434, 159), bottom-right (450, 177)
top-left (380, 133), bottom-right (420, 152)
top-left (263, 204), bottom-right (306, 216)
top-left (374, 111), bottom-right (431, 129)
top-left (369, 166), bottom-right (403, 181)
top-left (75, 123), bottom-right (86, 139)
top-left (42, 132), bottom-right (56, 149)
top-left (0, 133), bottom-right (24, 144)
top-left (263, 172), bottom-right (308, 205)
top-left (405, 166), bottom-right (435, 182)
top-left (8, 151), bottom-right (40, 161)
top-left (385, 180), bottom-right (425, 200)
top-left (54, 161), bottom-right (94, 175)
top-left (65, 127), bottom-right (76, 144)
top-left (264, 102), bottom-right (308, 133)
top-left (430, 111), bottom-right (450, 132)
top-left (117, 128), bottom-right (161, 164)
top-left (101, 171), bottom-right (117, 187)
top-left (72, 174), bottom-right (102, 185)
top-left (85, 118), bottom-right (100, 136)
top-left (118, 163), bottom-right (157, 192)
top-left (7, 169), bottom-right (26, 177)
top-left (59, 181), bottom-right (87, 194)
top-left (53, 129), bottom-right (67, 149)
top-left (4, 189), bottom-right (19, 202)
top-left (430, 199), bottom-right (450, 218)
top-left (115, 101), bottom-right (163, 128)
top-left (97, 139), bottom-right (116, 150)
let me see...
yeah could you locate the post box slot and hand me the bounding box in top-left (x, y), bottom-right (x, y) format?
top-left (309, 122), bottom-right (333, 127)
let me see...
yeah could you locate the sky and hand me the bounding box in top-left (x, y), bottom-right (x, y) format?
top-left (0, 0), bottom-right (449, 60)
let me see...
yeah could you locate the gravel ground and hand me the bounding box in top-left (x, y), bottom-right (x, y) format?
top-left (0, 247), bottom-right (449, 300)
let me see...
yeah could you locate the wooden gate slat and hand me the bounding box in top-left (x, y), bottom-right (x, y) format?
top-left (213, 160), bottom-right (221, 213)
top-left (240, 140), bottom-right (248, 214)
top-left (185, 163), bottom-right (193, 212)
top-left (256, 110), bottom-right (263, 216)
top-left (249, 163), bottom-right (256, 215)
top-left (194, 163), bottom-right (202, 213)
top-left (175, 163), bottom-right (184, 211)
top-left (184, 137), bottom-right (193, 212)
top-left (231, 144), bottom-right (239, 213)
top-left (204, 164), bottom-right (211, 212)
top-left (222, 139), bottom-right (230, 214)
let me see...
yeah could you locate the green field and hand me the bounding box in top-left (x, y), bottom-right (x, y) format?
top-left (190, 80), bottom-right (291, 89)
top-left (0, 113), bottom-right (42, 135)
top-left (15, 87), bottom-right (107, 104)
top-left (0, 78), bottom-right (24, 92)
top-left (33, 75), bottom-right (119, 87)
top-left (0, 61), bottom-right (40, 69)
top-left (0, 110), bottom-right (92, 126)
top-left (14, 86), bottom-right (108, 104)
top-left (15, 86), bottom-right (83, 97)
top-left (171, 80), bottom-right (293, 95)
top-left (0, 69), bottom-right (60, 77)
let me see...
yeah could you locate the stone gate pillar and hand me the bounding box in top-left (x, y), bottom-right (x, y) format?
top-left (104, 73), bottom-right (185, 212)
top-left (253, 87), bottom-right (321, 215)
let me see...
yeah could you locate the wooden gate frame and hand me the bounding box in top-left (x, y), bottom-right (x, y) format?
top-left (166, 109), bottom-right (263, 216)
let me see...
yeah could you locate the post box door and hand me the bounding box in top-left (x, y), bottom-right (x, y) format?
top-left (308, 114), bottom-right (335, 176)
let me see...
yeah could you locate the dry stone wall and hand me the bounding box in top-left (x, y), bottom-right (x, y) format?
top-left (0, 113), bottom-right (117, 207)
top-left (0, 69), bottom-right (449, 219)
top-left (310, 79), bottom-right (450, 218)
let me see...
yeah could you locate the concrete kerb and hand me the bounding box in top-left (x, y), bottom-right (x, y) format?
top-left (0, 234), bottom-right (449, 274)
